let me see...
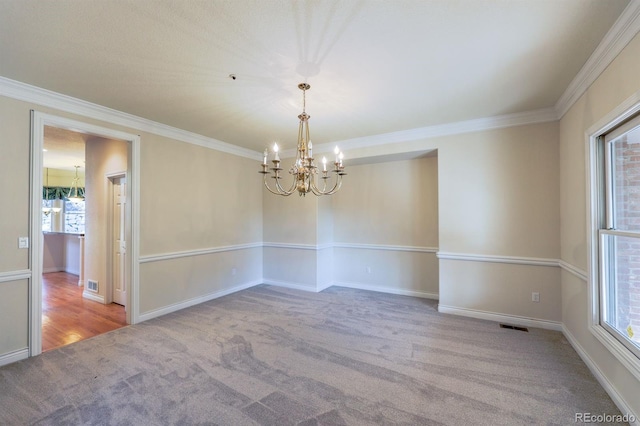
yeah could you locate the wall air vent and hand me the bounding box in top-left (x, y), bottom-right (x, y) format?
top-left (87, 280), bottom-right (98, 292)
top-left (500, 323), bottom-right (529, 332)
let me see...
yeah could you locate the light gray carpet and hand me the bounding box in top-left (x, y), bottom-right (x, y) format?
top-left (0, 285), bottom-right (621, 425)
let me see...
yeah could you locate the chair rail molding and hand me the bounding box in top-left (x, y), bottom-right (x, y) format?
top-left (139, 242), bottom-right (263, 264)
top-left (437, 251), bottom-right (558, 267)
top-left (0, 270), bottom-right (31, 283)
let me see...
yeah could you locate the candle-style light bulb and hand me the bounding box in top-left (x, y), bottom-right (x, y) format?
top-left (339, 152), bottom-right (344, 167)
top-left (334, 146), bottom-right (340, 162)
top-left (263, 148), bottom-right (268, 165)
top-left (308, 141), bottom-right (313, 158)
top-left (273, 143), bottom-right (280, 161)
top-left (322, 156), bottom-right (327, 171)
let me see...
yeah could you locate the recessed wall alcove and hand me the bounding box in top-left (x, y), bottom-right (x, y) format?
top-left (263, 150), bottom-right (439, 298)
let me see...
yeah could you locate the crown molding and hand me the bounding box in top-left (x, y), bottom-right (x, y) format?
top-left (282, 107), bottom-right (558, 158)
top-left (0, 76), bottom-right (261, 161)
top-left (284, 4), bottom-right (640, 157)
top-left (6, 0), bottom-right (640, 163)
top-left (555, 1), bottom-right (640, 119)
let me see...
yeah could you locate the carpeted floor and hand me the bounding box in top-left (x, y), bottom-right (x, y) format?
top-left (0, 285), bottom-right (622, 425)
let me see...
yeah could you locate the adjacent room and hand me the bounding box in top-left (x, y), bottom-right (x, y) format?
top-left (41, 127), bottom-right (128, 351)
top-left (0, 1), bottom-right (639, 424)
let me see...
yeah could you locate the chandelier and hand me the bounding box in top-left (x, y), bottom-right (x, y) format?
top-left (260, 83), bottom-right (346, 196)
top-left (66, 165), bottom-right (85, 203)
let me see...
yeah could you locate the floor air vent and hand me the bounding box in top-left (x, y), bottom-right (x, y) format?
top-left (500, 323), bottom-right (529, 332)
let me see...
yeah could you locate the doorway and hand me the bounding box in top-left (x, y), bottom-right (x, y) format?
top-left (30, 111), bottom-right (140, 357)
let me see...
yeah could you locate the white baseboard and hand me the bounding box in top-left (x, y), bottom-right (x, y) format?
top-left (42, 267), bottom-right (80, 275)
top-left (333, 281), bottom-right (439, 300)
top-left (82, 291), bottom-right (105, 303)
top-left (65, 268), bottom-right (79, 276)
top-left (438, 304), bottom-right (562, 331)
top-left (562, 325), bottom-right (639, 425)
top-left (0, 347), bottom-right (28, 367)
top-left (138, 280), bottom-right (262, 322)
top-left (316, 280), bottom-right (333, 292)
top-left (262, 279), bottom-right (320, 293)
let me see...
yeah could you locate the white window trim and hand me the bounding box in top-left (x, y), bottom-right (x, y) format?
top-left (586, 97), bottom-right (640, 382)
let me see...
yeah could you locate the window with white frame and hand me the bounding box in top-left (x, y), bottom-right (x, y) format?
top-left (64, 199), bottom-right (85, 234)
top-left (597, 116), bottom-right (640, 361)
top-left (42, 186), bottom-right (85, 234)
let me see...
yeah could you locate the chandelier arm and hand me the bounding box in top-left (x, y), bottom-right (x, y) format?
top-left (330, 177), bottom-right (343, 194)
top-left (309, 173), bottom-right (329, 195)
top-left (324, 174), bottom-right (343, 195)
top-left (262, 176), bottom-right (281, 195)
top-left (311, 179), bottom-right (332, 196)
top-left (263, 179), bottom-right (286, 196)
top-left (275, 174), bottom-right (297, 195)
top-left (309, 180), bottom-right (322, 196)
top-left (263, 174), bottom-right (293, 196)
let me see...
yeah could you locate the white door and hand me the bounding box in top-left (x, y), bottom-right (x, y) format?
top-left (112, 176), bottom-right (127, 307)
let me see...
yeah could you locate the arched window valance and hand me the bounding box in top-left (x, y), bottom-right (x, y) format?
top-left (43, 186), bottom-right (85, 200)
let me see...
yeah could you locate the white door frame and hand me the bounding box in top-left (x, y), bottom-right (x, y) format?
top-left (30, 111), bottom-right (141, 356)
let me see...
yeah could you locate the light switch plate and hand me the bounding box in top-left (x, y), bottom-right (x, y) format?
top-left (18, 237), bottom-right (29, 249)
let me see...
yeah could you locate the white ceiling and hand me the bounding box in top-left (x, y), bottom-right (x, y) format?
top-left (0, 0), bottom-right (632, 157)
top-left (43, 126), bottom-right (87, 171)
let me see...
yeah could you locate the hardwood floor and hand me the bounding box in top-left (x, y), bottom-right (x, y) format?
top-left (42, 272), bottom-right (127, 352)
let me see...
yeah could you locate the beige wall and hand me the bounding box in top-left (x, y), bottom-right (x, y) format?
top-left (262, 178), bottom-right (322, 290)
top-left (559, 32), bottom-right (640, 417)
top-left (84, 136), bottom-right (128, 300)
top-left (140, 247), bottom-right (262, 314)
top-left (0, 98), bottom-right (30, 273)
top-left (0, 98), bottom-right (32, 361)
top-left (335, 122), bottom-right (561, 320)
top-left (141, 138), bottom-right (262, 254)
top-left (435, 122), bottom-right (561, 321)
top-left (333, 157), bottom-right (439, 247)
top-left (437, 123), bottom-right (560, 257)
top-left (139, 138), bottom-right (263, 314)
top-left (262, 187), bottom-right (318, 245)
top-left (439, 260), bottom-right (561, 322)
top-left (0, 94), bottom-right (263, 359)
top-left (0, 279), bottom-right (28, 354)
top-left (331, 156), bottom-right (439, 297)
